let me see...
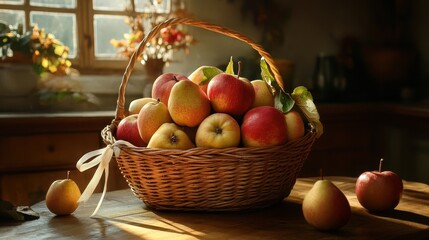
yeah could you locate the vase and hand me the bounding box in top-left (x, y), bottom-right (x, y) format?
top-left (142, 58), bottom-right (165, 97)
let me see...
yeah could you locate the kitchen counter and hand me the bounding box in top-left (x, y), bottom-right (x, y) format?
top-left (2, 176), bottom-right (429, 239)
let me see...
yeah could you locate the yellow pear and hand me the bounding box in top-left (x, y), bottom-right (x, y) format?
top-left (45, 171), bottom-right (81, 216)
top-left (147, 123), bottom-right (195, 149)
top-left (128, 97), bottom-right (157, 115)
top-left (168, 80), bottom-right (211, 127)
top-left (137, 99), bottom-right (173, 144)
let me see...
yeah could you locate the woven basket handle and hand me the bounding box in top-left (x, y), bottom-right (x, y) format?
top-left (113, 17), bottom-right (284, 127)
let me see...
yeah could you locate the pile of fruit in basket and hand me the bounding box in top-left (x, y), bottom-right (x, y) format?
top-left (116, 58), bottom-right (322, 149)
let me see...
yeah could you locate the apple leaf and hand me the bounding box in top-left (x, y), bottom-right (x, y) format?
top-left (260, 58), bottom-right (295, 113)
top-left (291, 86), bottom-right (324, 138)
top-left (225, 56), bottom-right (235, 75)
top-left (200, 66), bottom-right (223, 85)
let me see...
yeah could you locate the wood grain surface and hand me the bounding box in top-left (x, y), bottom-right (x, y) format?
top-left (2, 176), bottom-right (429, 239)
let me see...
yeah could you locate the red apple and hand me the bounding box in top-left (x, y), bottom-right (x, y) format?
top-left (207, 73), bottom-right (255, 118)
top-left (151, 73), bottom-right (190, 105)
top-left (241, 106), bottom-right (287, 147)
top-left (355, 158), bottom-right (403, 212)
top-left (116, 114), bottom-right (145, 147)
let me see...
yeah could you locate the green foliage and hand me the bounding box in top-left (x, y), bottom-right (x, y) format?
top-left (260, 58), bottom-right (295, 113)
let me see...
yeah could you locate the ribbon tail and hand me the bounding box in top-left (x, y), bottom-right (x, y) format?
top-left (90, 165), bottom-right (109, 217)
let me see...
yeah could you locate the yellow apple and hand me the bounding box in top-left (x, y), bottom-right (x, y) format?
top-left (195, 113), bottom-right (240, 148)
top-left (284, 110), bottom-right (305, 141)
top-left (251, 79), bottom-right (274, 108)
top-left (137, 99), bottom-right (173, 144)
top-left (128, 97), bottom-right (157, 115)
top-left (45, 171), bottom-right (81, 216)
top-left (147, 123), bottom-right (195, 149)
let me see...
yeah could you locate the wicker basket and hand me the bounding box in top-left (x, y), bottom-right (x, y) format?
top-left (102, 18), bottom-right (320, 211)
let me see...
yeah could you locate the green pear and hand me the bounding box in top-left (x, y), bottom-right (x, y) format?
top-left (147, 123), bottom-right (195, 150)
top-left (168, 80), bottom-right (211, 127)
top-left (188, 66), bottom-right (223, 94)
top-left (302, 179), bottom-right (351, 231)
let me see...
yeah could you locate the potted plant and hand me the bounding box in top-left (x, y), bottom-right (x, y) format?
top-left (1, 21), bottom-right (76, 97)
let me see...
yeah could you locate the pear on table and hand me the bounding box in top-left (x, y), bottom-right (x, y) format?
top-left (302, 174), bottom-right (351, 231)
top-left (45, 171), bottom-right (81, 216)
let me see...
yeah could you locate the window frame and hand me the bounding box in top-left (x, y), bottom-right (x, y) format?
top-left (0, 0), bottom-right (171, 74)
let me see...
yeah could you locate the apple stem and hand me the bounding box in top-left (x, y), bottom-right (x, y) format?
top-left (379, 158), bottom-right (384, 173)
top-left (237, 61), bottom-right (242, 79)
top-left (67, 170), bottom-right (70, 180)
top-left (173, 75), bottom-right (179, 82)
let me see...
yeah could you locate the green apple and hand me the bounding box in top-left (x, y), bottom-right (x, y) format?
top-left (45, 171), bottom-right (81, 216)
top-left (195, 113), bottom-right (240, 148)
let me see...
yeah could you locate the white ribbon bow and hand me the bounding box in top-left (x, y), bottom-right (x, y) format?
top-left (76, 140), bottom-right (134, 217)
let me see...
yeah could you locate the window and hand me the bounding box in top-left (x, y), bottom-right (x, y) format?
top-left (0, 0), bottom-right (172, 72)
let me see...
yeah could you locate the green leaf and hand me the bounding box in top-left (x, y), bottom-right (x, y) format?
top-left (200, 66), bottom-right (223, 85)
top-left (225, 56), bottom-right (235, 75)
top-left (274, 91), bottom-right (295, 113)
top-left (291, 86), bottom-right (323, 137)
top-left (260, 57), bottom-right (294, 113)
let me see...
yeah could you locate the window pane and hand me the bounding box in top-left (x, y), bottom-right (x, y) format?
top-left (30, 11), bottom-right (77, 58)
top-left (93, 14), bottom-right (130, 58)
top-left (0, 9), bottom-right (25, 30)
top-left (30, 0), bottom-right (76, 8)
top-left (0, 0), bottom-right (23, 5)
top-left (93, 0), bottom-right (130, 11)
top-left (135, 0), bottom-right (170, 13)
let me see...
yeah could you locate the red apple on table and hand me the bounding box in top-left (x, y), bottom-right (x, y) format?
top-left (241, 106), bottom-right (287, 147)
top-left (116, 114), bottom-right (145, 147)
top-left (195, 113), bottom-right (241, 148)
top-left (151, 73), bottom-right (190, 105)
top-left (207, 73), bottom-right (255, 118)
top-left (284, 110), bottom-right (305, 141)
top-left (355, 158), bottom-right (403, 212)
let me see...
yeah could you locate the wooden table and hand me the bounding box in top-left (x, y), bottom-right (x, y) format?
top-left (2, 176), bottom-right (429, 239)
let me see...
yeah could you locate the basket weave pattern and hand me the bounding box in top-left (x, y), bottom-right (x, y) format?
top-left (103, 18), bottom-right (319, 211)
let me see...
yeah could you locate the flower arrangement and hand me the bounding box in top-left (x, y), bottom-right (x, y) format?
top-left (110, 0), bottom-right (195, 66)
top-left (0, 22), bottom-right (73, 77)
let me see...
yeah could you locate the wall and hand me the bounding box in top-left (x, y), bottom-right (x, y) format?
top-left (165, 0), bottom-right (429, 101)
top-left (167, 0), bottom-right (372, 88)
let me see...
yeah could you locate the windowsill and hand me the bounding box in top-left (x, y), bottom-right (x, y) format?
top-left (0, 72), bottom-right (153, 113)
